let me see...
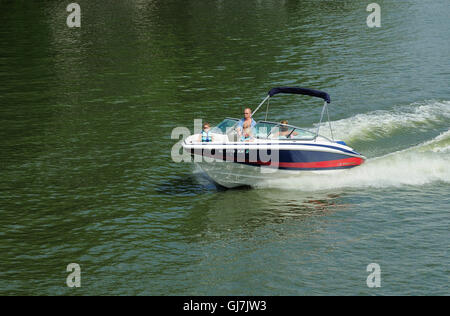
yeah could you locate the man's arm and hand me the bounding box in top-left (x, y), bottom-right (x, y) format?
top-left (236, 119), bottom-right (244, 136)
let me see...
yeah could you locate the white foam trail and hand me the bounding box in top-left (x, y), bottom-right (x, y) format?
top-left (416, 129), bottom-right (450, 153)
top-left (257, 130), bottom-right (450, 191)
top-left (316, 100), bottom-right (450, 142)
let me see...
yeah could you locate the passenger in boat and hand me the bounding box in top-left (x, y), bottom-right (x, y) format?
top-left (240, 126), bottom-right (254, 142)
top-left (237, 108), bottom-right (256, 137)
top-left (273, 120), bottom-right (298, 139)
top-left (198, 122), bottom-right (213, 142)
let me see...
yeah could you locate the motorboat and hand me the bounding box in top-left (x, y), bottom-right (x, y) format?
top-left (182, 87), bottom-right (366, 188)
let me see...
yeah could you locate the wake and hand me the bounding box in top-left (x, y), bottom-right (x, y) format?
top-left (316, 100), bottom-right (450, 142)
top-left (257, 104), bottom-right (450, 191)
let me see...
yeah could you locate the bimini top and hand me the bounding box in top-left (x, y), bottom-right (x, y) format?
top-left (268, 87), bottom-right (331, 103)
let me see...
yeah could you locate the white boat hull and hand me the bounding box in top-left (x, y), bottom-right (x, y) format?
top-left (195, 159), bottom-right (344, 188)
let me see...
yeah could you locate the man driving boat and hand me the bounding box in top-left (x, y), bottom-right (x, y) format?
top-left (237, 107), bottom-right (256, 137)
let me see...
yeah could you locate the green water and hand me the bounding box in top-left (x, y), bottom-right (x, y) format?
top-left (0, 0), bottom-right (449, 295)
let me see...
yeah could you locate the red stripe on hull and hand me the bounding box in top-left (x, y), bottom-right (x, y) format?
top-left (274, 157), bottom-right (365, 169)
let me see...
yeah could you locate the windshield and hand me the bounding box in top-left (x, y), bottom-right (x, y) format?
top-left (286, 128), bottom-right (317, 140)
top-left (254, 121), bottom-right (316, 140)
top-left (254, 122), bottom-right (276, 138)
top-left (210, 118), bottom-right (239, 134)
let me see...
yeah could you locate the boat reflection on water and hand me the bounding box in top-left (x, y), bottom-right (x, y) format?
top-left (177, 185), bottom-right (350, 242)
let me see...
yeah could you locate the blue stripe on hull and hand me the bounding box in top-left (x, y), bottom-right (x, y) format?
top-left (279, 150), bottom-right (349, 163)
top-left (191, 149), bottom-right (352, 163)
top-left (192, 142), bottom-right (360, 155)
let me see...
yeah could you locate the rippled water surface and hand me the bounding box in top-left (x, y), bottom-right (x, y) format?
top-left (0, 0), bottom-right (449, 295)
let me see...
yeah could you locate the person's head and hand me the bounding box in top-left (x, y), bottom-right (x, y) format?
top-left (202, 122), bottom-right (210, 131)
top-left (243, 108), bottom-right (252, 119)
top-left (243, 127), bottom-right (252, 137)
top-left (280, 120), bottom-right (289, 132)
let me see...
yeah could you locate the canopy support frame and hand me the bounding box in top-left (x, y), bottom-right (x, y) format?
top-left (315, 101), bottom-right (334, 142)
top-left (252, 95), bottom-right (270, 117)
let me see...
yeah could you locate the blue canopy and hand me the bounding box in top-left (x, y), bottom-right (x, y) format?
top-left (268, 87), bottom-right (331, 103)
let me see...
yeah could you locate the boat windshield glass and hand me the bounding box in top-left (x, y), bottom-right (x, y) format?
top-left (211, 118), bottom-right (239, 134)
top-left (254, 122), bottom-right (316, 140)
top-left (254, 122), bottom-right (276, 138)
